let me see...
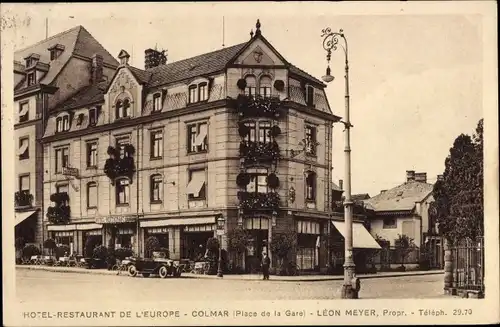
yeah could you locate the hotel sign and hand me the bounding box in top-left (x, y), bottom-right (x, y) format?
top-left (95, 215), bottom-right (137, 224)
top-left (62, 167), bottom-right (79, 177)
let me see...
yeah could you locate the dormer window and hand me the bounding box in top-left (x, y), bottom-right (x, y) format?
top-left (76, 114), bottom-right (84, 126)
top-left (116, 99), bottom-right (131, 119)
top-left (48, 44), bottom-right (65, 61)
top-left (305, 85), bottom-right (315, 107)
top-left (188, 85), bottom-right (197, 104)
top-left (153, 93), bottom-right (162, 112)
top-left (188, 81), bottom-right (210, 104)
top-left (198, 82), bottom-right (208, 102)
top-left (56, 115), bottom-right (70, 133)
top-left (89, 108), bottom-right (97, 126)
top-left (27, 72), bottom-right (36, 86)
top-left (24, 53), bottom-right (40, 68)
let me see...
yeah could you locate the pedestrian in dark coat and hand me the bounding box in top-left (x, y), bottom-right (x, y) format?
top-left (261, 253), bottom-right (271, 280)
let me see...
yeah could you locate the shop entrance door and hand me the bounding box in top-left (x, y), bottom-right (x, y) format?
top-left (182, 231), bottom-right (214, 261)
top-left (245, 230), bottom-right (268, 273)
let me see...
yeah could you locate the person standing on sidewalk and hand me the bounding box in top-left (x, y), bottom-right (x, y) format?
top-left (261, 253), bottom-right (271, 280)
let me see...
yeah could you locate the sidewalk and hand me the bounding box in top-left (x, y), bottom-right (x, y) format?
top-left (16, 265), bottom-right (443, 281)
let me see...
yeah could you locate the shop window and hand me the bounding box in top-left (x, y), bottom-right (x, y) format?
top-left (19, 102), bottom-right (29, 123)
top-left (116, 178), bottom-right (130, 205)
top-left (150, 174), bottom-right (163, 203)
top-left (87, 182), bottom-right (98, 208)
top-left (383, 218), bottom-right (397, 229)
top-left (18, 137), bottom-right (29, 160)
top-left (86, 142), bottom-right (98, 168)
top-left (306, 172), bottom-right (316, 201)
top-left (187, 122), bottom-right (208, 153)
top-left (55, 147), bottom-right (69, 174)
top-left (116, 234), bottom-right (132, 249)
top-left (187, 169), bottom-right (206, 200)
top-left (150, 130), bottom-right (163, 159)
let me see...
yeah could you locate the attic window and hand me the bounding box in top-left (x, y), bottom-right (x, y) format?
top-left (27, 72), bottom-right (36, 86)
top-left (305, 85), bottom-right (315, 107)
top-left (89, 108), bottom-right (98, 126)
top-left (76, 114), bottom-right (84, 126)
top-left (56, 115), bottom-right (70, 133)
top-left (396, 191), bottom-right (404, 197)
top-left (48, 44), bottom-right (65, 61)
top-left (153, 93), bottom-right (162, 112)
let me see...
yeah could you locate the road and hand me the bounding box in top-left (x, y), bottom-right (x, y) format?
top-left (16, 269), bottom-right (445, 302)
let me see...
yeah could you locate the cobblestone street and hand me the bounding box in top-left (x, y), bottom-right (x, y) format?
top-left (16, 269), bottom-right (446, 302)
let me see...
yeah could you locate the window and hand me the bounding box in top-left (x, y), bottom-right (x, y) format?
top-left (188, 85), bottom-right (197, 104)
top-left (383, 218), bottom-right (397, 229)
top-left (63, 116), bottom-right (70, 130)
top-left (187, 122), bottom-right (208, 153)
top-left (116, 232), bottom-right (132, 249)
top-left (186, 169), bottom-right (206, 200)
top-left (56, 117), bottom-right (63, 133)
top-left (56, 115), bottom-right (70, 133)
top-left (153, 93), bottom-right (162, 112)
top-left (198, 83), bottom-right (208, 101)
top-left (306, 172), bottom-right (316, 201)
top-left (87, 182), bottom-right (98, 208)
top-left (305, 85), bottom-right (315, 106)
top-left (19, 102), bottom-right (29, 123)
top-left (76, 114), bottom-right (84, 126)
top-left (18, 137), bottom-right (29, 160)
top-left (247, 173), bottom-right (268, 194)
top-left (89, 108), bottom-right (97, 126)
top-left (86, 142), bottom-right (98, 168)
top-left (55, 147), bottom-right (69, 174)
top-left (27, 72), bottom-right (36, 86)
top-left (150, 130), bottom-right (163, 159)
top-left (55, 184), bottom-right (70, 204)
top-left (245, 75), bottom-right (257, 97)
top-left (305, 125), bottom-right (317, 155)
top-left (19, 174), bottom-right (30, 192)
top-left (116, 179), bottom-right (130, 205)
top-left (150, 174), bottom-right (163, 203)
top-left (116, 99), bottom-right (131, 119)
top-left (259, 76), bottom-right (272, 98)
top-left (244, 122), bottom-right (256, 142)
top-left (258, 121), bottom-right (271, 143)
top-left (50, 49), bottom-right (61, 61)
top-left (116, 137), bottom-right (130, 159)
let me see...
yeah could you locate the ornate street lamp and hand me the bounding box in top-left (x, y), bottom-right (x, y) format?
top-left (321, 28), bottom-right (357, 299)
top-left (216, 215), bottom-right (225, 278)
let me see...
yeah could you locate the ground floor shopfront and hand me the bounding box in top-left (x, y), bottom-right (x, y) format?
top-left (15, 207), bottom-right (42, 246)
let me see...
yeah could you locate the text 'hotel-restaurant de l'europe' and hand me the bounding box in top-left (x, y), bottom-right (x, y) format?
top-left (13, 20), bottom-right (444, 273)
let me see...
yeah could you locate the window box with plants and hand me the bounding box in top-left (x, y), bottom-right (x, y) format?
top-left (15, 190), bottom-right (34, 208)
top-left (239, 140), bottom-right (280, 163)
top-left (238, 191), bottom-right (280, 210)
top-left (103, 145), bottom-right (136, 184)
top-left (233, 94), bottom-right (283, 119)
top-left (46, 192), bottom-right (70, 224)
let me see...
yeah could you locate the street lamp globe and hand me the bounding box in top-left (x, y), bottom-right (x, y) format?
top-left (217, 215), bottom-right (225, 228)
top-left (322, 66), bottom-right (335, 83)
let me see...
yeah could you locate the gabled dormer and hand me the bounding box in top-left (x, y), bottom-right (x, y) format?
top-left (48, 44), bottom-right (65, 61)
top-left (23, 52), bottom-right (50, 87)
top-left (24, 53), bottom-right (40, 68)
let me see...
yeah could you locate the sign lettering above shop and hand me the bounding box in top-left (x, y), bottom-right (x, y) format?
top-left (95, 216), bottom-right (137, 224)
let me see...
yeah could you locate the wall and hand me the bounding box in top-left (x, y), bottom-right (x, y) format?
top-left (370, 215), bottom-right (422, 247)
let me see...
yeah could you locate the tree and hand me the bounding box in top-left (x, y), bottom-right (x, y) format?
top-left (270, 229), bottom-right (297, 275)
top-left (429, 119), bottom-right (484, 244)
top-left (394, 234), bottom-right (415, 269)
top-left (227, 227), bottom-right (251, 270)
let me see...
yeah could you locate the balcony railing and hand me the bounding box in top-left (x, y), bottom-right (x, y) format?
top-left (238, 191), bottom-right (280, 210)
top-left (104, 145), bottom-right (136, 184)
top-left (47, 192), bottom-right (71, 224)
top-left (239, 140), bottom-right (280, 163)
top-left (15, 190), bottom-right (33, 208)
top-left (234, 94), bottom-right (282, 119)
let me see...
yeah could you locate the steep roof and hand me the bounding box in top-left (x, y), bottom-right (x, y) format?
top-left (363, 181), bottom-right (433, 212)
top-left (55, 81), bottom-right (109, 112)
top-left (14, 25), bottom-right (119, 90)
top-left (352, 193), bottom-right (371, 201)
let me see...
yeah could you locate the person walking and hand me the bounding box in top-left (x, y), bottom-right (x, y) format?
top-left (261, 252), bottom-right (271, 280)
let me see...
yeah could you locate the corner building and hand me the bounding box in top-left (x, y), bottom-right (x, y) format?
top-left (41, 21), bottom-right (340, 272)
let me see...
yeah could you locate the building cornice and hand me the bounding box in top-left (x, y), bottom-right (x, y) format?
top-left (14, 84), bottom-right (58, 101)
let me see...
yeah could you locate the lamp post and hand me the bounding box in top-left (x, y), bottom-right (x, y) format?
top-left (321, 28), bottom-right (357, 299)
top-left (216, 215), bottom-right (225, 278)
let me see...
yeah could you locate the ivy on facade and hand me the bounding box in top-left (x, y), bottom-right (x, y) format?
top-left (103, 145), bottom-right (136, 184)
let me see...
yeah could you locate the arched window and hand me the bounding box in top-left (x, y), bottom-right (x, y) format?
top-left (259, 76), bottom-right (272, 98)
top-left (306, 171), bottom-right (316, 201)
top-left (245, 75), bottom-right (257, 97)
top-left (150, 174), bottom-right (163, 203)
top-left (115, 100), bottom-right (123, 119)
top-left (188, 85), bottom-right (197, 103)
top-left (116, 178), bottom-right (130, 205)
top-left (87, 182), bottom-right (98, 208)
top-left (198, 82), bottom-right (208, 101)
top-left (122, 99), bottom-right (131, 117)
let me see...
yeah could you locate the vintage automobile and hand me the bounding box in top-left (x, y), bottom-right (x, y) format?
top-left (127, 251), bottom-right (183, 278)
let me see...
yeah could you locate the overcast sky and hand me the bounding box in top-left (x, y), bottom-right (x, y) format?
top-left (3, 3), bottom-right (484, 196)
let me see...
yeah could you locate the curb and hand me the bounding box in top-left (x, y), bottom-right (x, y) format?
top-left (16, 265), bottom-right (443, 282)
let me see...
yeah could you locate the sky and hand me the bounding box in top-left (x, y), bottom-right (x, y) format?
top-left (2, 2), bottom-right (485, 196)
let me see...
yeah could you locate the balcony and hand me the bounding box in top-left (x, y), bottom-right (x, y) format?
top-left (233, 94), bottom-right (282, 119)
top-left (47, 192), bottom-right (70, 224)
top-left (238, 191), bottom-right (280, 210)
top-left (15, 190), bottom-right (33, 208)
top-left (239, 141), bottom-right (280, 163)
top-left (104, 145), bottom-right (136, 184)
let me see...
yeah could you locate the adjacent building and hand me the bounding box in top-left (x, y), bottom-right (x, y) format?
top-left (39, 20), bottom-right (358, 272)
top-left (13, 26), bottom-right (119, 247)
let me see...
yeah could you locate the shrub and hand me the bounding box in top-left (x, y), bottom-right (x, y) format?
top-left (84, 237), bottom-right (100, 258)
top-left (22, 244), bottom-right (41, 258)
top-left (15, 237), bottom-right (26, 250)
top-left (114, 248), bottom-right (134, 260)
top-left (93, 245), bottom-right (108, 260)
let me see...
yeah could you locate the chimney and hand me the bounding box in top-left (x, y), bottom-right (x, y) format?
top-left (406, 170), bottom-right (415, 182)
top-left (380, 190), bottom-right (387, 194)
top-left (437, 174), bottom-right (444, 182)
top-left (415, 172), bottom-right (427, 183)
top-left (339, 179), bottom-right (343, 191)
top-left (91, 54), bottom-right (103, 84)
top-left (145, 48), bottom-right (168, 70)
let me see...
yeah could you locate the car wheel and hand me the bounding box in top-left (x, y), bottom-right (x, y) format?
top-left (128, 265), bottom-right (138, 277)
top-left (159, 266), bottom-right (168, 279)
top-left (142, 273), bottom-right (150, 278)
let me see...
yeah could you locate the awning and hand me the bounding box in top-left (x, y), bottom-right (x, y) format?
top-left (140, 217), bottom-right (215, 228)
top-left (76, 223), bottom-right (103, 231)
top-left (194, 124), bottom-right (208, 146)
top-left (47, 224), bottom-right (76, 231)
top-left (18, 141), bottom-right (29, 156)
top-left (186, 173), bottom-right (205, 197)
top-left (19, 104), bottom-right (29, 117)
top-left (15, 210), bottom-right (37, 226)
top-left (331, 221), bottom-right (381, 249)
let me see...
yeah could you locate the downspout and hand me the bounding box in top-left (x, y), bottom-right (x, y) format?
top-left (136, 123), bottom-right (142, 256)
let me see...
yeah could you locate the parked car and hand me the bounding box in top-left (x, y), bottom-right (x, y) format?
top-left (127, 251), bottom-right (184, 278)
